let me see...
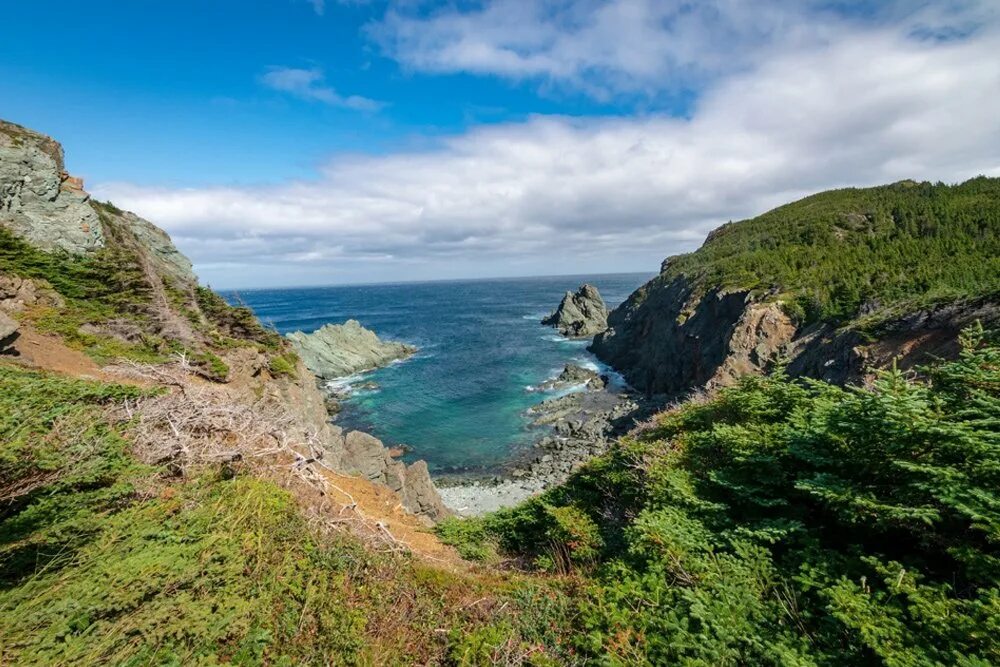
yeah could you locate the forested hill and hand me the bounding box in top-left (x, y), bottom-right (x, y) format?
top-left (592, 177), bottom-right (1000, 396)
top-left (662, 177), bottom-right (1000, 323)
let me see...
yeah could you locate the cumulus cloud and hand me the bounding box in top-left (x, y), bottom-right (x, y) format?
top-left (259, 66), bottom-right (384, 111)
top-left (94, 4), bottom-right (1000, 287)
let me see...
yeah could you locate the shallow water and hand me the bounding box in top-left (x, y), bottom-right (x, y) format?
top-left (226, 273), bottom-right (650, 473)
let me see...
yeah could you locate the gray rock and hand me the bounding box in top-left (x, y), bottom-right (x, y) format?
top-left (542, 284), bottom-right (608, 338)
top-left (341, 430), bottom-right (449, 523)
top-left (0, 311), bottom-right (19, 352)
top-left (287, 319), bottom-right (417, 380)
top-left (0, 120), bottom-right (103, 253)
top-left (121, 210), bottom-right (196, 286)
top-left (536, 363), bottom-right (607, 392)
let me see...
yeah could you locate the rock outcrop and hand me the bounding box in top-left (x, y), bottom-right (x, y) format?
top-left (535, 363), bottom-right (607, 392)
top-left (542, 284), bottom-right (608, 338)
top-left (287, 319), bottom-right (417, 379)
top-left (119, 209), bottom-right (197, 286)
top-left (341, 431), bottom-right (449, 523)
top-left (0, 118), bottom-right (446, 527)
top-left (0, 311), bottom-right (18, 353)
top-left (0, 120), bottom-right (103, 253)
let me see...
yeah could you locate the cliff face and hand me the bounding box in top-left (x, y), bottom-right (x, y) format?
top-left (593, 179), bottom-right (1000, 396)
top-left (0, 120), bottom-right (103, 252)
top-left (592, 277), bottom-right (797, 395)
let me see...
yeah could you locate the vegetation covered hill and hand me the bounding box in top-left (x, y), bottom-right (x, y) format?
top-left (0, 365), bottom-right (572, 664)
top-left (657, 177), bottom-right (1000, 324)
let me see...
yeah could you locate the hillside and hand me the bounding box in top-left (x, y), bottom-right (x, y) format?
top-left (592, 178), bottom-right (1000, 395)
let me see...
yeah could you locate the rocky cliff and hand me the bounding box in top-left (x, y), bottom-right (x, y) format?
top-left (0, 118), bottom-right (446, 523)
top-left (593, 179), bottom-right (1000, 396)
top-left (0, 120), bottom-right (103, 252)
top-left (542, 283), bottom-right (608, 338)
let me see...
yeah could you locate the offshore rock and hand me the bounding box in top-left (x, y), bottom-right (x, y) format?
top-left (535, 363), bottom-right (607, 392)
top-left (287, 319), bottom-right (416, 379)
top-left (0, 120), bottom-right (103, 253)
top-left (542, 284), bottom-right (608, 338)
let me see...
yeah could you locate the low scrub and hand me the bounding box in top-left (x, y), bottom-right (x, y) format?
top-left (0, 364), bottom-right (574, 664)
top-left (453, 325), bottom-right (1000, 664)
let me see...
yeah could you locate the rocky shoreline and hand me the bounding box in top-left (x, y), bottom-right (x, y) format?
top-left (435, 363), bottom-right (656, 516)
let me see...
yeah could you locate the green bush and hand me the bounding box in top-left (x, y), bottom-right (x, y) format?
top-left (196, 286), bottom-right (281, 349)
top-left (0, 364), bottom-right (575, 664)
top-left (478, 325), bottom-right (1000, 664)
top-left (267, 351), bottom-right (299, 378)
top-left (191, 350), bottom-right (230, 382)
top-left (435, 516), bottom-right (498, 562)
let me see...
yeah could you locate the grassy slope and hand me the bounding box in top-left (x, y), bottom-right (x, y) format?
top-left (649, 177), bottom-right (1000, 324)
top-left (0, 365), bottom-right (573, 665)
top-left (0, 203), bottom-right (294, 377)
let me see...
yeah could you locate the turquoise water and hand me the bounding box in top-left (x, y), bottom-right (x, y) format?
top-left (228, 273), bottom-right (650, 473)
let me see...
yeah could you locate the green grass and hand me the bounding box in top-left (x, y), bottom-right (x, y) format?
top-left (0, 364), bottom-right (574, 664)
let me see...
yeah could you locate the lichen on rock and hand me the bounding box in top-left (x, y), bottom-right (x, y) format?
top-left (0, 120), bottom-right (103, 253)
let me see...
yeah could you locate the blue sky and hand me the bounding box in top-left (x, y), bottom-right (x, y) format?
top-left (3, 1), bottom-right (999, 288)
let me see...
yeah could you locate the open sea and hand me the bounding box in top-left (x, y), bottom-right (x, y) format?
top-left (226, 273), bottom-right (651, 474)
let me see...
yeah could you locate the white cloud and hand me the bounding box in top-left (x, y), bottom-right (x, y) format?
top-left (94, 7), bottom-right (1000, 287)
top-left (259, 66), bottom-right (384, 111)
top-left (372, 0), bottom-right (997, 99)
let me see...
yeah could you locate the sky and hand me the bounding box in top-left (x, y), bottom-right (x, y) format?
top-left (2, 1), bottom-right (999, 288)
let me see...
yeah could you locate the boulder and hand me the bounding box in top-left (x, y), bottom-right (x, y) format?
top-left (286, 319), bottom-right (416, 380)
top-left (0, 311), bottom-right (19, 352)
top-left (542, 284), bottom-right (608, 338)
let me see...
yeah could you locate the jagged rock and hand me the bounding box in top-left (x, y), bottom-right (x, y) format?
top-left (0, 311), bottom-right (19, 352)
top-left (402, 461), bottom-right (449, 522)
top-left (287, 319), bottom-right (416, 380)
top-left (542, 284), bottom-right (608, 338)
top-left (0, 120), bottom-right (103, 253)
top-left (342, 430), bottom-right (449, 523)
top-left (593, 276), bottom-right (1000, 397)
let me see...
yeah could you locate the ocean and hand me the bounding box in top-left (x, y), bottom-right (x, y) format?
top-left (226, 273), bottom-right (651, 474)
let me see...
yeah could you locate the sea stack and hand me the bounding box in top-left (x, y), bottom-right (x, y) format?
top-left (286, 319), bottom-right (417, 379)
top-left (542, 284), bottom-right (609, 338)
